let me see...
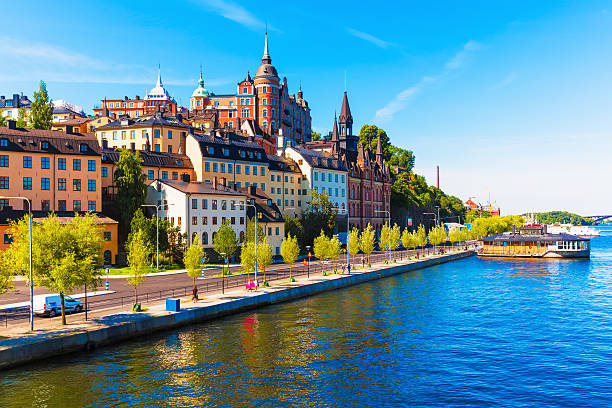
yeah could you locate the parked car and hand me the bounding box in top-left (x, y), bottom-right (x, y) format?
top-left (32, 294), bottom-right (83, 317)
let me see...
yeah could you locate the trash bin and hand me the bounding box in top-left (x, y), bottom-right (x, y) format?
top-left (166, 298), bottom-right (180, 312)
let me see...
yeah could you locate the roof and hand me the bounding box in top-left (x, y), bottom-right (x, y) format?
top-left (237, 186), bottom-right (284, 223)
top-left (266, 154), bottom-right (302, 173)
top-left (0, 126), bottom-right (100, 155)
top-left (53, 117), bottom-right (91, 126)
top-left (479, 233), bottom-right (588, 243)
top-left (97, 112), bottom-right (191, 130)
top-left (290, 146), bottom-right (347, 171)
top-left (0, 209), bottom-right (117, 226)
top-left (191, 72), bottom-right (210, 98)
top-left (53, 107), bottom-right (85, 117)
top-left (151, 179), bottom-right (245, 196)
top-left (101, 149), bottom-right (193, 169)
top-left (338, 91), bottom-right (353, 124)
top-left (254, 33), bottom-right (279, 79)
top-left (192, 132), bottom-right (268, 163)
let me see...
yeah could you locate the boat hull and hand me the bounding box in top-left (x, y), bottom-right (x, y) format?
top-left (478, 249), bottom-right (590, 259)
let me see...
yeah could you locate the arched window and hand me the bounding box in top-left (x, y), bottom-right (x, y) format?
top-left (263, 121), bottom-right (267, 129)
top-left (202, 232), bottom-right (208, 245)
top-left (262, 109), bottom-right (267, 118)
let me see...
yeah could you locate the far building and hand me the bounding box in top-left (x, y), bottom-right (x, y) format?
top-left (0, 93), bottom-right (31, 120)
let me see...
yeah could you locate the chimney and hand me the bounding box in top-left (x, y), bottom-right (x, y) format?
top-left (512, 225), bottom-right (516, 234)
top-left (176, 113), bottom-right (182, 122)
top-left (7, 120), bottom-right (17, 129)
top-left (436, 165), bottom-right (439, 189)
top-left (181, 173), bottom-right (190, 182)
top-left (136, 95), bottom-right (140, 100)
top-left (248, 185), bottom-right (256, 196)
top-left (543, 224), bottom-right (547, 234)
top-left (212, 177), bottom-right (217, 190)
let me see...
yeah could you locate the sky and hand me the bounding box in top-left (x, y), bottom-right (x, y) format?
top-left (1, 1), bottom-right (611, 216)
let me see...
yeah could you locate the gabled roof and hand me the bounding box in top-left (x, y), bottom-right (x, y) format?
top-left (0, 209), bottom-right (117, 226)
top-left (192, 132), bottom-right (268, 163)
top-left (0, 126), bottom-right (99, 155)
top-left (290, 146), bottom-right (347, 171)
top-left (101, 149), bottom-right (193, 169)
top-left (238, 186), bottom-right (284, 223)
top-left (266, 154), bottom-right (302, 173)
top-left (150, 179), bottom-right (245, 197)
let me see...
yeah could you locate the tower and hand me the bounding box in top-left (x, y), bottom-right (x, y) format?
top-left (338, 91), bottom-right (353, 137)
top-left (254, 32), bottom-right (280, 134)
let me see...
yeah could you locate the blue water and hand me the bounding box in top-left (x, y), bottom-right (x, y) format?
top-left (1, 227), bottom-right (611, 407)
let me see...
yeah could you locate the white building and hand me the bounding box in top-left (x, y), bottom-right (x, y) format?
top-left (283, 146), bottom-right (348, 210)
top-left (146, 179), bottom-right (247, 250)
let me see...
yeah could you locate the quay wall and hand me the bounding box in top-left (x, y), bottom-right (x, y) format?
top-left (0, 251), bottom-right (475, 370)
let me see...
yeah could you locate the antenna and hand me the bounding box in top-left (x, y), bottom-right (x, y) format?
top-left (344, 70), bottom-right (347, 92)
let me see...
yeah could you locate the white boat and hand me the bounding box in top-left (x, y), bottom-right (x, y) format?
top-left (546, 224), bottom-right (600, 238)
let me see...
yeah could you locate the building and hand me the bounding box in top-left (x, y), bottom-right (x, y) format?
top-left (0, 121), bottom-right (102, 213)
top-left (146, 178), bottom-right (247, 250)
top-left (100, 148), bottom-right (195, 202)
top-left (239, 185), bottom-right (285, 256)
top-left (305, 92), bottom-right (391, 232)
top-left (185, 130), bottom-right (271, 191)
top-left (284, 145), bottom-right (348, 211)
top-left (189, 34), bottom-right (311, 145)
top-left (93, 69), bottom-right (178, 118)
top-left (95, 111), bottom-right (192, 154)
top-left (267, 154), bottom-right (308, 217)
top-left (0, 209), bottom-right (119, 265)
top-left (0, 94), bottom-right (31, 120)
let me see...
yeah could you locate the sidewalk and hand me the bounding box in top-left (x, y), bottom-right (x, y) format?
top-left (0, 290), bottom-right (116, 311)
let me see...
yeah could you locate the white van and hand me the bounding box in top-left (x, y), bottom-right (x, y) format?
top-left (32, 294), bottom-right (83, 317)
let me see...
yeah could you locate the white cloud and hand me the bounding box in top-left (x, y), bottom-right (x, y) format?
top-left (194, 0), bottom-right (270, 31)
top-left (346, 28), bottom-right (396, 49)
top-left (375, 41), bottom-right (481, 122)
top-left (488, 72), bottom-right (519, 90)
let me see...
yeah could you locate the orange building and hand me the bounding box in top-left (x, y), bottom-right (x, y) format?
top-left (0, 122), bottom-right (102, 213)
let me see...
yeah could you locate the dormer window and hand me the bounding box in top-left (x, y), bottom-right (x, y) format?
top-left (80, 144), bottom-right (87, 152)
top-left (223, 148), bottom-right (229, 156)
top-left (41, 141), bottom-right (49, 149)
top-left (267, 199), bottom-right (272, 206)
top-left (0, 139), bottom-right (7, 147)
top-left (242, 87), bottom-right (248, 94)
top-left (207, 146), bottom-right (214, 154)
top-left (248, 151), bottom-right (253, 159)
top-left (177, 160), bottom-right (183, 166)
top-left (257, 152), bottom-right (261, 159)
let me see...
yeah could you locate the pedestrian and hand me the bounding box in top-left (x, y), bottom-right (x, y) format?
top-left (342, 263), bottom-right (346, 274)
top-left (192, 286), bottom-right (199, 302)
top-left (362, 256), bottom-right (366, 268)
top-left (416, 251), bottom-right (419, 260)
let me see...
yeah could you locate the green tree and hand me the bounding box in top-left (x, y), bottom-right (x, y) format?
top-left (360, 223), bottom-right (376, 265)
top-left (184, 235), bottom-right (205, 292)
top-left (388, 146), bottom-right (415, 170)
top-left (313, 230), bottom-right (329, 274)
top-left (416, 224), bottom-right (428, 254)
top-left (128, 209), bottom-right (154, 252)
top-left (389, 223), bottom-right (401, 259)
top-left (257, 237), bottom-right (273, 284)
top-left (166, 224), bottom-right (186, 264)
top-left (401, 227), bottom-right (412, 257)
top-left (30, 81), bottom-right (54, 130)
top-left (311, 131), bottom-right (321, 141)
top-left (16, 107), bottom-right (30, 128)
top-left (347, 227), bottom-right (360, 266)
top-left (280, 234), bottom-right (300, 281)
top-left (213, 220), bottom-right (238, 275)
top-left (0, 114), bottom-right (6, 127)
top-left (126, 229), bottom-right (150, 309)
top-left (240, 241), bottom-right (257, 275)
top-left (428, 225), bottom-right (447, 253)
top-left (358, 124), bottom-right (391, 161)
top-left (284, 215), bottom-right (304, 248)
top-left (327, 235), bottom-right (342, 272)
top-left (245, 218), bottom-right (265, 244)
top-left (449, 227), bottom-right (461, 249)
top-left (114, 150), bottom-right (147, 247)
top-left (300, 189), bottom-right (336, 247)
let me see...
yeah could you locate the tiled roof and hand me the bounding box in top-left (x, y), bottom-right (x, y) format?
top-left (290, 146), bottom-right (347, 171)
top-left (237, 186), bottom-right (284, 223)
top-left (192, 132), bottom-right (268, 163)
top-left (0, 127), bottom-right (100, 155)
top-left (266, 154), bottom-right (302, 173)
top-left (98, 112), bottom-right (191, 130)
top-left (151, 179), bottom-right (245, 196)
top-left (101, 149), bottom-right (193, 169)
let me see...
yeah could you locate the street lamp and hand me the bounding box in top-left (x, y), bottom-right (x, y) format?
top-left (219, 252), bottom-right (227, 276)
top-left (375, 209), bottom-right (391, 263)
top-left (141, 203), bottom-right (174, 271)
top-left (337, 208), bottom-right (350, 273)
top-left (423, 212), bottom-right (437, 255)
top-left (305, 245), bottom-right (311, 278)
top-left (1, 196), bottom-right (33, 331)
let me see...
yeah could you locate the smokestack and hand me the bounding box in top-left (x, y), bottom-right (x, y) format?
top-left (436, 165), bottom-right (439, 189)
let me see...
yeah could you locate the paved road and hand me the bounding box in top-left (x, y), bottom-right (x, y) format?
top-left (0, 245), bottom-right (468, 326)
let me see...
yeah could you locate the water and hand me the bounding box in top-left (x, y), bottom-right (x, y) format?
top-left (1, 227), bottom-right (612, 407)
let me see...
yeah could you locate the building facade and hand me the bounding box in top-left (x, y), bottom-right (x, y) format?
top-left (0, 94), bottom-right (31, 120)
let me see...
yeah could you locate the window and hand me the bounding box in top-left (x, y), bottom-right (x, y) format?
top-left (261, 167), bottom-right (265, 176)
top-left (73, 179), bottom-right (81, 191)
top-left (0, 139), bottom-right (7, 147)
top-left (342, 175), bottom-right (345, 183)
top-left (58, 178), bottom-right (66, 191)
top-left (213, 163), bottom-right (218, 172)
top-left (202, 199), bottom-right (208, 209)
top-left (253, 166), bottom-right (257, 175)
top-left (58, 200), bottom-right (66, 211)
top-left (88, 201), bottom-right (96, 211)
top-left (314, 172), bottom-right (318, 181)
top-left (73, 200), bottom-right (81, 211)
top-left (221, 200), bottom-right (227, 210)
top-left (276, 227), bottom-right (280, 235)
top-left (154, 129), bottom-right (161, 138)
top-left (23, 177), bottom-right (31, 190)
top-left (261, 183), bottom-right (265, 191)
top-left (245, 166), bottom-right (250, 175)
top-left (73, 159), bottom-right (81, 171)
top-left (41, 200), bottom-right (50, 211)
top-left (220, 163), bottom-right (225, 173)
top-left (228, 164), bottom-right (233, 174)
top-left (0, 199), bottom-right (7, 209)
top-left (23, 156), bottom-right (32, 168)
top-left (41, 157), bottom-right (50, 169)
top-left (41, 141), bottom-right (49, 149)
top-left (204, 162), bottom-right (210, 172)
top-left (121, 131), bottom-right (126, 140)
top-left (212, 200), bottom-right (218, 210)
top-left (202, 217), bottom-right (208, 225)
top-left (212, 216), bottom-right (217, 225)
top-left (154, 144), bottom-right (160, 152)
top-left (161, 171), bottom-right (168, 180)
top-left (0, 155), bottom-right (7, 167)
top-left (4, 234), bottom-right (13, 245)
top-left (167, 145), bottom-right (172, 153)
top-left (335, 174), bottom-right (339, 183)
top-left (104, 231), bottom-right (111, 241)
top-left (192, 216), bottom-right (198, 225)
top-left (168, 130), bottom-right (173, 139)
top-left (268, 227), bottom-right (272, 235)
top-left (202, 232), bottom-right (208, 245)
top-left (178, 217), bottom-right (182, 226)
top-left (101, 167), bottom-right (108, 177)
top-left (243, 87), bottom-right (247, 94)
top-left (192, 199), bottom-right (197, 209)
top-left (236, 165), bottom-right (241, 174)
top-left (208, 146), bottom-right (214, 155)
top-left (148, 170), bottom-right (154, 180)
top-left (223, 148), bottom-right (229, 156)
top-left (112, 131), bottom-right (118, 140)
top-left (263, 109), bottom-right (267, 118)
top-left (87, 160), bottom-right (96, 171)
top-left (88, 180), bottom-right (96, 191)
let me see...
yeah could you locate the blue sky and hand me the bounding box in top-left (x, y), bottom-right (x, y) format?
top-left (1, 1), bottom-right (611, 216)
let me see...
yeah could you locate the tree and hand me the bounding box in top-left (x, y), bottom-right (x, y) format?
top-left (327, 235), bottom-right (342, 272)
top-left (126, 229), bottom-right (150, 309)
top-left (379, 223), bottom-right (391, 256)
top-left (114, 150), bottom-right (147, 247)
top-left (184, 235), bottom-right (205, 292)
top-left (245, 218), bottom-right (265, 244)
top-left (311, 131), bottom-right (321, 141)
top-left (0, 114), bottom-right (6, 127)
top-left (389, 223), bottom-right (401, 259)
top-left (0, 253), bottom-right (13, 294)
top-left (16, 107), bottom-right (29, 128)
top-left (449, 227), bottom-right (461, 249)
top-left (347, 227), bottom-right (360, 266)
top-left (428, 225), bottom-right (447, 253)
top-left (300, 189), bottom-right (336, 247)
top-left (360, 223), bottom-right (376, 265)
top-left (284, 215), bottom-right (304, 248)
top-left (128, 209), bottom-right (154, 253)
top-left (416, 224), bottom-right (428, 254)
top-left (280, 234), bottom-right (300, 281)
top-left (358, 125), bottom-right (391, 162)
top-left (166, 224), bottom-right (186, 264)
top-left (213, 220), bottom-right (238, 275)
top-left (257, 237), bottom-right (273, 284)
top-left (313, 230), bottom-right (329, 274)
top-left (30, 81), bottom-right (54, 130)
top-left (240, 242), bottom-right (257, 275)
top-left (388, 146), bottom-right (415, 170)
top-left (3, 213), bottom-right (104, 325)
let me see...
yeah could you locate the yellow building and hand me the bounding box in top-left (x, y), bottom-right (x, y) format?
top-left (267, 154), bottom-right (308, 218)
top-left (95, 112), bottom-right (192, 154)
top-left (239, 185), bottom-right (285, 257)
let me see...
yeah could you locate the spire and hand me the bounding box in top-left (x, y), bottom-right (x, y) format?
top-left (376, 135), bottom-right (383, 166)
top-left (338, 91), bottom-right (353, 125)
top-left (331, 112), bottom-right (339, 141)
top-left (357, 141), bottom-right (365, 163)
top-left (262, 31), bottom-right (271, 64)
top-left (156, 64), bottom-right (162, 88)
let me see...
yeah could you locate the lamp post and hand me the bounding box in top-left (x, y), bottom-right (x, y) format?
top-left (305, 245), bottom-right (311, 278)
top-left (423, 212), bottom-right (437, 255)
top-left (141, 203), bottom-right (174, 271)
top-left (245, 203), bottom-right (259, 283)
top-left (1, 196), bottom-right (33, 331)
top-left (219, 252), bottom-right (227, 276)
top-left (375, 209), bottom-right (390, 263)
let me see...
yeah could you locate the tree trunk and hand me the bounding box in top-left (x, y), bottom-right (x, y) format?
top-left (289, 265), bottom-right (292, 280)
top-left (60, 292), bottom-right (66, 326)
top-left (134, 286), bottom-right (138, 306)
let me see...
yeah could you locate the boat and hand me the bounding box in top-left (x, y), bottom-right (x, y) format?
top-left (546, 223), bottom-right (600, 238)
top-left (477, 225), bottom-right (590, 258)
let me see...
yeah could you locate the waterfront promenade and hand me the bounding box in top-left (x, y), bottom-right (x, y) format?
top-left (0, 249), bottom-right (474, 370)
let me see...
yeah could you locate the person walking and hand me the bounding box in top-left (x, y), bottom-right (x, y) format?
top-left (192, 286), bottom-right (199, 302)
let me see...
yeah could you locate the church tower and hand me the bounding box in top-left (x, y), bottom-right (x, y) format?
top-left (338, 91), bottom-right (358, 155)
